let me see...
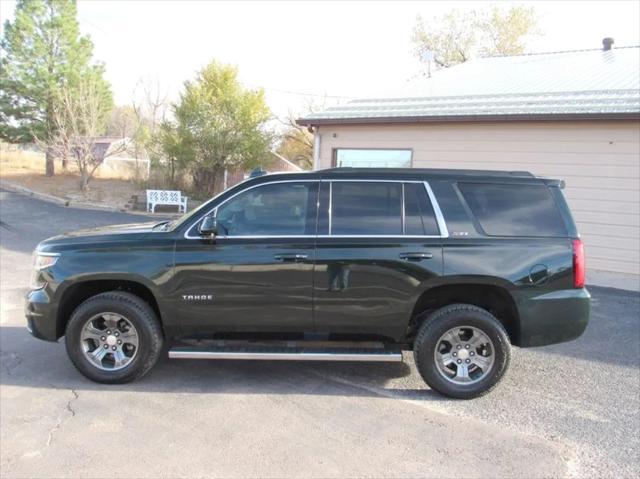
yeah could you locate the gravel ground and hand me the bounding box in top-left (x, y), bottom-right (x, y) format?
top-left (1, 187), bottom-right (639, 478)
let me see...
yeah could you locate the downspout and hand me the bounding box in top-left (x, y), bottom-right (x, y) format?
top-left (312, 126), bottom-right (321, 170)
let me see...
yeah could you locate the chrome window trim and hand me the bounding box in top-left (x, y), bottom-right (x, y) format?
top-left (401, 183), bottom-right (406, 235)
top-left (183, 178), bottom-right (449, 240)
top-left (424, 181), bottom-right (449, 238)
top-left (328, 181), bottom-right (333, 234)
top-left (318, 234), bottom-right (443, 239)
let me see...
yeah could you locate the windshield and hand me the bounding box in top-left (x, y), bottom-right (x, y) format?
top-left (165, 199), bottom-right (212, 230)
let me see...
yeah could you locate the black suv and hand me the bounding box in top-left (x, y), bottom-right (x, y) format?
top-left (26, 168), bottom-right (590, 398)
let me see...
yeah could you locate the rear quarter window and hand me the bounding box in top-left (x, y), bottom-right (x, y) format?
top-left (458, 182), bottom-right (567, 237)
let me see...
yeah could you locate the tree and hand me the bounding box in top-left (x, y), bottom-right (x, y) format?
top-left (106, 105), bottom-right (138, 139)
top-left (162, 61), bottom-right (272, 197)
top-left (0, 0), bottom-right (112, 176)
top-left (476, 6), bottom-right (538, 57)
top-left (45, 79), bottom-right (123, 190)
top-left (131, 77), bottom-right (168, 161)
top-left (412, 10), bottom-right (477, 69)
top-left (276, 99), bottom-right (327, 171)
top-left (412, 5), bottom-right (538, 71)
top-left (276, 126), bottom-right (313, 170)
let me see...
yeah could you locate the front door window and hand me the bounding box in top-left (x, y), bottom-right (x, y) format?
top-left (215, 182), bottom-right (318, 236)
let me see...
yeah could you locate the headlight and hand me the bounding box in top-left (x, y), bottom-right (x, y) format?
top-left (31, 252), bottom-right (59, 289)
top-left (33, 253), bottom-right (59, 270)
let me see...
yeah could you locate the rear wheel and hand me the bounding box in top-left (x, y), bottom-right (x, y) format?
top-left (65, 291), bottom-right (163, 383)
top-left (413, 304), bottom-right (511, 399)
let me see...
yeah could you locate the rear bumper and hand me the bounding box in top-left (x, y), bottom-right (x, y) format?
top-left (517, 288), bottom-right (590, 347)
top-left (25, 288), bottom-right (59, 342)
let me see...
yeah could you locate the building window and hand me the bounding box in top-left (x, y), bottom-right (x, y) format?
top-left (334, 149), bottom-right (412, 168)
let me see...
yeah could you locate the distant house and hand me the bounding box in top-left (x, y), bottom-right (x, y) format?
top-left (89, 137), bottom-right (134, 161)
top-left (298, 40), bottom-right (640, 279)
top-left (69, 137), bottom-right (149, 180)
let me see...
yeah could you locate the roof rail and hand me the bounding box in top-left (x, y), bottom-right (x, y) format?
top-left (319, 167), bottom-right (535, 178)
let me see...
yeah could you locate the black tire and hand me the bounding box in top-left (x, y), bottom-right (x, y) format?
top-left (413, 303), bottom-right (511, 399)
top-left (65, 291), bottom-right (163, 384)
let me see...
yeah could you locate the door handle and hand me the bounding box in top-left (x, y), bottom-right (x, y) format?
top-left (399, 252), bottom-right (433, 261)
top-left (274, 253), bottom-right (308, 262)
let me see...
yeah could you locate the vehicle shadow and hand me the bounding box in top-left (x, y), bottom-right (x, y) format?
top-left (0, 326), bottom-right (439, 400)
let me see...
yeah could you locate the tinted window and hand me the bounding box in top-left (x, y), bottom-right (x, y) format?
top-left (216, 182), bottom-right (317, 236)
top-left (459, 183), bottom-right (567, 237)
top-left (404, 183), bottom-right (440, 235)
top-left (335, 149), bottom-right (411, 168)
top-left (331, 182), bottom-right (402, 235)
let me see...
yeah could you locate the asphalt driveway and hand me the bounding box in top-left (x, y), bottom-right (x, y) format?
top-left (1, 187), bottom-right (639, 478)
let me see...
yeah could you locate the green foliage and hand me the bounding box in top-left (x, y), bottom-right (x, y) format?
top-left (413, 10), bottom-right (477, 69)
top-left (412, 5), bottom-right (538, 70)
top-left (162, 61), bottom-right (273, 197)
top-left (0, 0), bottom-right (112, 175)
top-left (477, 6), bottom-right (538, 57)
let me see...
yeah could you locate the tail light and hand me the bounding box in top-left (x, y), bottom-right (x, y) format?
top-left (572, 239), bottom-right (585, 288)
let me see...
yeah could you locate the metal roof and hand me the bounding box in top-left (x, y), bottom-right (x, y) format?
top-left (298, 46), bottom-right (640, 125)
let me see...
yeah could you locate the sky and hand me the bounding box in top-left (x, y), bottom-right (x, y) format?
top-left (1, 0), bottom-right (639, 122)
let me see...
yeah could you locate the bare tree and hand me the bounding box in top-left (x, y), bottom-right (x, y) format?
top-left (43, 81), bottom-right (126, 190)
top-left (276, 98), bottom-right (327, 170)
top-left (131, 76), bottom-right (169, 160)
top-left (132, 77), bottom-right (168, 129)
top-left (106, 105), bottom-right (138, 139)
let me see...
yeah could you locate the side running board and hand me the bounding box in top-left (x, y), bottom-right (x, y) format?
top-left (168, 346), bottom-right (403, 362)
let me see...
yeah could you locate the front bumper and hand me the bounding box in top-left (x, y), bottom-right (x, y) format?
top-left (25, 288), bottom-right (59, 342)
top-left (517, 288), bottom-right (591, 347)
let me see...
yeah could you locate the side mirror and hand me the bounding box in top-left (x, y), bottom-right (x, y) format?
top-left (199, 215), bottom-right (218, 237)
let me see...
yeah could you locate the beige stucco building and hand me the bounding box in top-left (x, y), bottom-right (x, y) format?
top-left (299, 43), bottom-right (640, 281)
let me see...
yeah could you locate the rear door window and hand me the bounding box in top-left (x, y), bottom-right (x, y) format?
top-left (459, 182), bottom-right (567, 237)
top-left (331, 182), bottom-right (402, 235)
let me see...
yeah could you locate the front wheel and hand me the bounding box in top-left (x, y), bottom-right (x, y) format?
top-left (65, 291), bottom-right (163, 383)
top-left (413, 304), bottom-right (511, 399)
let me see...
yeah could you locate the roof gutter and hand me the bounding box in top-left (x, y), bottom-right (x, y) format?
top-left (296, 111), bottom-right (640, 127)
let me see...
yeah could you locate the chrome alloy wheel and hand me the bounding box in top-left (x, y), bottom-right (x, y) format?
top-left (434, 326), bottom-right (495, 385)
top-left (80, 313), bottom-right (139, 371)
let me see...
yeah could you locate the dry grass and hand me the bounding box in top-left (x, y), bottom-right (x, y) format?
top-left (0, 145), bottom-right (203, 211)
top-left (0, 146), bottom-right (143, 210)
top-left (0, 148), bottom-right (48, 174)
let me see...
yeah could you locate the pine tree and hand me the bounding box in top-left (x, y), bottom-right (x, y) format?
top-left (1, 0), bottom-right (112, 176)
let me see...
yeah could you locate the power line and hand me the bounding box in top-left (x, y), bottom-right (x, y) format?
top-left (78, 16), bottom-right (109, 36)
